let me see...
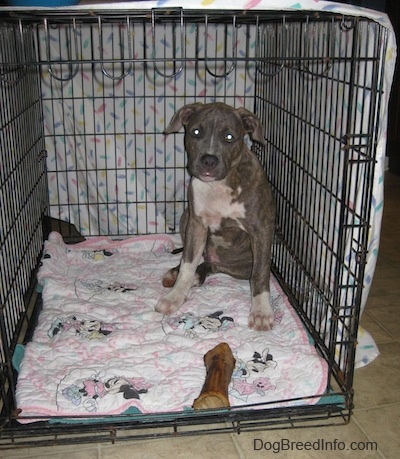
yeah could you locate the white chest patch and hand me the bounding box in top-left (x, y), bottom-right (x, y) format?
top-left (192, 178), bottom-right (246, 232)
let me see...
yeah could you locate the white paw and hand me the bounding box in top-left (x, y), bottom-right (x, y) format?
top-left (155, 290), bottom-right (185, 315)
top-left (248, 291), bottom-right (274, 331)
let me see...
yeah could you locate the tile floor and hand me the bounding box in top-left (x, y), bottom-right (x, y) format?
top-left (3, 172), bottom-right (399, 459)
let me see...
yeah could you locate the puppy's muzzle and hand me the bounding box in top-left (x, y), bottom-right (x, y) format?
top-left (201, 154), bottom-right (219, 170)
top-left (197, 154), bottom-right (220, 181)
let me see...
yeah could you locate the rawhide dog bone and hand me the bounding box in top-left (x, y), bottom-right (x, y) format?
top-left (193, 342), bottom-right (236, 410)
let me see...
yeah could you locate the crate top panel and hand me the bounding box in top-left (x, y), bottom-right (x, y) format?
top-left (0, 0), bottom-right (395, 31)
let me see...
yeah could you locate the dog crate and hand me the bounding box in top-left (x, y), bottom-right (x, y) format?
top-left (0, 0), bottom-right (396, 449)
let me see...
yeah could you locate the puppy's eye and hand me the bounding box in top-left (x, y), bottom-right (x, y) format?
top-left (225, 133), bottom-right (234, 143)
top-left (192, 128), bottom-right (201, 137)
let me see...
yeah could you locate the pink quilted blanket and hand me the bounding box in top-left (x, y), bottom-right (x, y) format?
top-left (15, 232), bottom-right (327, 421)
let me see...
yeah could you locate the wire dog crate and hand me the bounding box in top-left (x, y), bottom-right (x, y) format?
top-left (0, 2), bottom-right (395, 449)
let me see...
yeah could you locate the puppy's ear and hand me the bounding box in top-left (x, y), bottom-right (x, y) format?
top-left (236, 107), bottom-right (266, 145)
top-left (164, 103), bottom-right (203, 134)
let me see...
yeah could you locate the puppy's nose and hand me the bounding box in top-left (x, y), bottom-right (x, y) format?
top-left (200, 154), bottom-right (219, 170)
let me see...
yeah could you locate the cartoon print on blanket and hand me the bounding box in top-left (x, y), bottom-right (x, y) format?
top-left (57, 369), bottom-right (152, 414)
top-left (81, 249), bottom-right (117, 261)
top-left (15, 232), bottom-right (328, 422)
top-left (230, 348), bottom-right (278, 402)
top-left (48, 315), bottom-right (117, 340)
top-left (78, 279), bottom-right (139, 295)
top-left (164, 310), bottom-right (235, 339)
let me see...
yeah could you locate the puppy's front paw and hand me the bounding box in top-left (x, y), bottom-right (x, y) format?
top-left (155, 291), bottom-right (185, 315)
top-left (248, 291), bottom-right (274, 331)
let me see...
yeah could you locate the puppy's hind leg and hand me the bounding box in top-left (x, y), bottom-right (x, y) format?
top-left (162, 265), bottom-right (180, 288)
top-left (162, 262), bottom-right (213, 288)
top-left (194, 262), bottom-right (215, 286)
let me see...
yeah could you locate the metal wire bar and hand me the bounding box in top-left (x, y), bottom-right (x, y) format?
top-left (44, 17), bottom-right (79, 81)
top-left (255, 17), bottom-right (286, 77)
top-left (0, 20), bottom-right (27, 84)
top-left (98, 16), bottom-right (133, 80)
top-left (203, 14), bottom-right (236, 78)
top-left (299, 16), bottom-right (334, 78)
top-left (151, 9), bottom-right (184, 79)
